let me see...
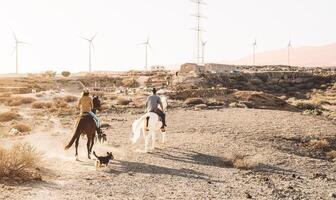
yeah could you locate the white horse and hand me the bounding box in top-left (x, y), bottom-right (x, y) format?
top-left (131, 96), bottom-right (168, 153)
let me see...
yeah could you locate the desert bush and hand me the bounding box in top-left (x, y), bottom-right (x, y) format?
top-left (116, 97), bottom-right (132, 105)
top-left (61, 71), bottom-right (71, 77)
top-left (122, 78), bottom-right (139, 88)
top-left (231, 154), bottom-right (251, 170)
top-left (12, 123), bottom-right (32, 133)
top-left (52, 98), bottom-right (69, 108)
top-left (7, 97), bottom-right (36, 106)
top-left (307, 139), bottom-right (330, 149)
top-left (229, 102), bottom-right (248, 108)
top-left (35, 93), bottom-right (43, 98)
top-left (294, 101), bottom-right (321, 110)
top-left (0, 92), bottom-right (12, 98)
top-left (326, 150), bottom-right (336, 159)
top-left (0, 143), bottom-right (41, 180)
top-left (63, 95), bottom-right (77, 103)
top-left (42, 71), bottom-right (56, 78)
top-left (184, 98), bottom-right (205, 105)
top-left (32, 101), bottom-right (53, 109)
top-left (303, 109), bottom-right (323, 116)
top-left (0, 111), bottom-right (20, 122)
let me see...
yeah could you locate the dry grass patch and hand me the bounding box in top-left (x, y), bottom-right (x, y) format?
top-left (307, 139), bottom-right (330, 149)
top-left (0, 92), bottom-right (12, 98)
top-left (12, 123), bottom-right (32, 133)
top-left (116, 97), bottom-right (132, 105)
top-left (63, 95), bottom-right (78, 103)
top-left (293, 100), bottom-right (322, 110)
top-left (0, 143), bottom-right (42, 181)
top-left (326, 150), bottom-right (336, 159)
top-left (32, 101), bottom-right (53, 109)
top-left (7, 96), bottom-right (36, 106)
top-left (184, 98), bottom-right (205, 105)
top-left (231, 154), bottom-right (252, 170)
top-left (0, 111), bottom-right (20, 122)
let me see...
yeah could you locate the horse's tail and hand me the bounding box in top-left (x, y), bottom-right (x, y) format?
top-left (131, 114), bottom-right (148, 144)
top-left (64, 125), bottom-right (81, 150)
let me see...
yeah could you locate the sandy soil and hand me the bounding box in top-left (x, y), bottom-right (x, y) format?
top-left (1, 106), bottom-right (336, 200)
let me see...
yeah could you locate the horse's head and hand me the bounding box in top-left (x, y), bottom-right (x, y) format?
top-left (92, 96), bottom-right (102, 111)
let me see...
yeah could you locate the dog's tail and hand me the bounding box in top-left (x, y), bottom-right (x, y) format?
top-left (64, 126), bottom-right (81, 150)
top-left (93, 151), bottom-right (99, 159)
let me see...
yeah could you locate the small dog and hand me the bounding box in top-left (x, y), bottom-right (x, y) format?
top-left (93, 151), bottom-right (114, 168)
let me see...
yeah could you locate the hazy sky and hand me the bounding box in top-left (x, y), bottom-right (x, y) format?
top-left (0, 0), bottom-right (335, 73)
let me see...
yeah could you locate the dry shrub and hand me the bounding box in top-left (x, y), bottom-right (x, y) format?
top-left (32, 101), bottom-right (53, 109)
top-left (109, 95), bottom-right (118, 100)
top-left (308, 139), bottom-right (330, 149)
top-left (63, 95), bottom-right (77, 103)
top-left (231, 154), bottom-right (251, 170)
top-left (0, 143), bottom-right (41, 180)
top-left (7, 97), bottom-right (36, 106)
top-left (53, 98), bottom-right (69, 108)
top-left (294, 101), bottom-right (321, 110)
top-left (12, 123), bottom-right (32, 133)
top-left (35, 93), bottom-right (43, 98)
top-left (184, 98), bottom-right (205, 105)
top-left (326, 150), bottom-right (336, 159)
top-left (122, 78), bottom-right (139, 88)
top-left (0, 92), bottom-right (12, 98)
top-left (116, 97), bottom-right (132, 105)
top-left (0, 111), bottom-right (20, 122)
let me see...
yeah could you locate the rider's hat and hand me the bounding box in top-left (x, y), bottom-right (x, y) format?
top-left (83, 88), bottom-right (90, 95)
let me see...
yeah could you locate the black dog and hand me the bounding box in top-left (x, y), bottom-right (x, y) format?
top-left (93, 151), bottom-right (114, 168)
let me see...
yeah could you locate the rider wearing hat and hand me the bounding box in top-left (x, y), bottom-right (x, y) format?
top-left (77, 89), bottom-right (101, 133)
top-left (145, 88), bottom-right (167, 131)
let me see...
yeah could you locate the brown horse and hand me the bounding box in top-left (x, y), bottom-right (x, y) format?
top-left (65, 96), bottom-right (101, 160)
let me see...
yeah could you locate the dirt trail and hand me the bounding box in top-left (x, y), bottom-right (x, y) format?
top-left (1, 108), bottom-right (336, 199)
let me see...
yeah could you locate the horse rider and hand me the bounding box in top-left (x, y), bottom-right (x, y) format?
top-left (77, 89), bottom-right (102, 134)
top-left (145, 88), bottom-right (167, 131)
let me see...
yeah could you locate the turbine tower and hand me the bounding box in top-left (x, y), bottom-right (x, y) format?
top-left (287, 39), bottom-right (292, 66)
top-left (201, 40), bottom-right (207, 64)
top-left (10, 28), bottom-right (28, 74)
top-left (140, 37), bottom-right (151, 70)
top-left (191, 0), bottom-right (206, 64)
top-left (252, 39), bottom-right (257, 65)
top-left (81, 33), bottom-right (97, 73)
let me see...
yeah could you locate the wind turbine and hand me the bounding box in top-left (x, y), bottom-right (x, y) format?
top-left (287, 39), bottom-right (292, 66)
top-left (201, 40), bottom-right (207, 64)
top-left (139, 37), bottom-right (151, 70)
top-left (81, 33), bottom-right (97, 73)
top-left (252, 39), bottom-right (257, 65)
top-left (10, 28), bottom-right (28, 74)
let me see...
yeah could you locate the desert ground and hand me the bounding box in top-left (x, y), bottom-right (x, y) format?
top-left (0, 71), bottom-right (336, 200)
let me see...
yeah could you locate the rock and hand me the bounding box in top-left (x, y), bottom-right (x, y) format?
top-left (195, 104), bottom-right (207, 109)
top-left (245, 192), bottom-right (252, 199)
top-left (8, 128), bottom-right (21, 135)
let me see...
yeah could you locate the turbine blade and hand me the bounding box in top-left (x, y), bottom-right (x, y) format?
top-left (91, 33), bottom-right (98, 41)
top-left (80, 36), bottom-right (90, 41)
top-left (9, 25), bottom-right (18, 41)
top-left (11, 47), bottom-right (16, 55)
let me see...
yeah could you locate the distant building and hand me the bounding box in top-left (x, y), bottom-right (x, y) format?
top-left (151, 65), bottom-right (166, 71)
top-left (180, 63), bottom-right (204, 74)
top-left (180, 63), bottom-right (237, 74)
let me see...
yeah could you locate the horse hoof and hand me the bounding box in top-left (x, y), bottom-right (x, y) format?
top-left (75, 156), bottom-right (79, 161)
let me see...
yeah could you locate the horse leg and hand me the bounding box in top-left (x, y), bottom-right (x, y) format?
top-left (75, 137), bottom-right (79, 161)
top-left (161, 131), bottom-right (166, 144)
top-left (151, 131), bottom-right (156, 150)
top-left (89, 134), bottom-right (94, 155)
top-left (87, 136), bottom-right (92, 159)
top-left (144, 131), bottom-right (150, 153)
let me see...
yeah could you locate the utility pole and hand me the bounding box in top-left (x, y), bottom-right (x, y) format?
top-left (191, 0), bottom-right (206, 64)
